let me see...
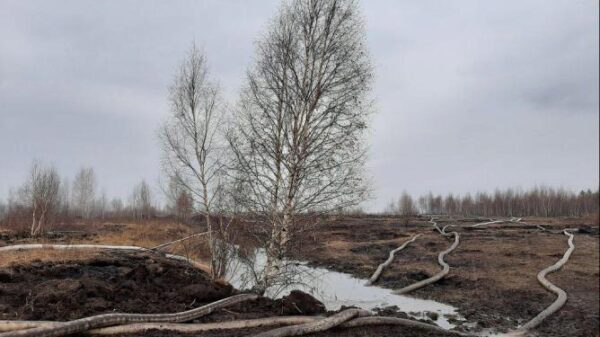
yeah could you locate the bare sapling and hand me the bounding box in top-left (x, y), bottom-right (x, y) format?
top-left (130, 180), bottom-right (153, 219)
top-left (164, 177), bottom-right (194, 223)
top-left (159, 44), bottom-right (230, 279)
top-left (72, 167), bottom-right (97, 219)
top-left (19, 161), bottom-right (61, 236)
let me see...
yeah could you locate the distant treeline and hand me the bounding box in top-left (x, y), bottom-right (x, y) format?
top-left (386, 187), bottom-right (599, 217)
top-left (0, 162), bottom-right (165, 235)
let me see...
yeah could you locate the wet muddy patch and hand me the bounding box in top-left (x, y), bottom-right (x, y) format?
top-left (227, 249), bottom-right (465, 329)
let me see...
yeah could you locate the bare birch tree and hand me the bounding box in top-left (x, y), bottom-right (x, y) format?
top-left (20, 161), bottom-right (60, 236)
top-left (96, 190), bottom-right (108, 219)
top-left (229, 0), bottom-right (373, 293)
top-left (159, 44), bottom-right (229, 278)
top-left (58, 177), bottom-right (70, 217)
top-left (163, 176), bottom-right (193, 222)
top-left (72, 167), bottom-right (97, 219)
top-left (398, 191), bottom-right (416, 216)
top-left (110, 198), bottom-right (124, 216)
top-left (0, 200), bottom-right (6, 222)
top-left (131, 180), bottom-right (153, 219)
top-left (174, 190), bottom-right (194, 222)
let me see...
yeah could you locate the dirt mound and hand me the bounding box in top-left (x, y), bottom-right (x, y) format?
top-left (0, 252), bottom-right (236, 321)
top-left (279, 290), bottom-right (326, 315)
top-left (2, 252), bottom-right (409, 336)
top-left (0, 251), bottom-right (332, 328)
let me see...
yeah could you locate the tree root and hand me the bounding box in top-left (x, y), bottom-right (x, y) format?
top-left (0, 294), bottom-right (258, 337)
top-left (516, 230), bottom-right (575, 331)
top-left (393, 219), bottom-right (460, 294)
top-left (365, 234), bottom-right (420, 286)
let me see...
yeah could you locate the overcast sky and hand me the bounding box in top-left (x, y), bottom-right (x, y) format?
top-left (0, 0), bottom-right (598, 211)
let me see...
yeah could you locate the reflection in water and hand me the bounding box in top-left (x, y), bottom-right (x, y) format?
top-left (226, 248), bottom-right (464, 329)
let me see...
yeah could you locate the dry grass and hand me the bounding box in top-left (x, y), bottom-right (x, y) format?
top-left (0, 220), bottom-right (212, 269)
top-left (326, 239), bottom-right (354, 251)
top-left (0, 250), bottom-right (98, 267)
top-left (87, 221), bottom-right (193, 246)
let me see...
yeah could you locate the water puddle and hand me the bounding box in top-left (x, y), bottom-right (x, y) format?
top-left (226, 249), bottom-right (464, 329)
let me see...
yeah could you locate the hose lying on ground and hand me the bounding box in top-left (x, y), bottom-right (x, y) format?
top-left (469, 218), bottom-right (521, 228)
top-left (249, 313), bottom-right (475, 337)
top-left (365, 234), bottom-right (421, 286)
top-left (0, 315), bottom-right (473, 336)
top-left (507, 219), bottom-right (549, 232)
top-left (250, 309), bottom-right (370, 337)
top-left (0, 294), bottom-right (258, 337)
top-left (0, 243), bottom-right (209, 271)
top-left (516, 230), bottom-right (575, 332)
top-left (0, 242), bottom-right (469, 337)
top-left (149, 231), bottom-right (211, 251)
top-left (340, 316), bottom-right (473, 336)
top-left (393, 219), bottom-right (460, 295)
top-left (0, 317), bottom-right (317, 334)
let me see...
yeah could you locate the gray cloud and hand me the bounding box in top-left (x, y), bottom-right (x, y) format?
top-left (1, 0), bottom-right (598, 210)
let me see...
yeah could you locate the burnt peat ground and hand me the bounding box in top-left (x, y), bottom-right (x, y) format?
top-left (291, 216), bottom-right (599, 337)
top-left (0, 249), bottom-right (458, 337)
